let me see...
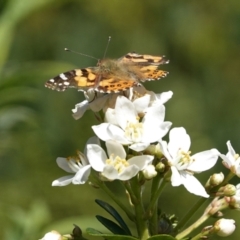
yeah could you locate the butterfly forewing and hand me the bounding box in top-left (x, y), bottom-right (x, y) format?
top-left (120, 52), bottom-right (169, 66)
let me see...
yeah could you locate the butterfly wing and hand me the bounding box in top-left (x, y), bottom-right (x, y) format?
top-left (45, 67), bottom-right (99, 91)
top-left (96, 77), bottom-right (140, 93)
top-left (119, 52), bottom-right (169, 66)
top-left (119, 52), bottom-right (169, 82)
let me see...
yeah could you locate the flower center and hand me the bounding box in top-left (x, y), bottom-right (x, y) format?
top-left (178, 150), bottom-right (193, 166)
top-left (106, 154), bottom-right (129, 173)
top-left (124, 120), bottom-right (143, 142)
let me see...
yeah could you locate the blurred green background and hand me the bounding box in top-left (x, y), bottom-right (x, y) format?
top-left (1, 0), bottom-right (240, 239)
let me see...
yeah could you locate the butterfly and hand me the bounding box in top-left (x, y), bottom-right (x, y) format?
top-left (45, 52), bottom-right (169, 93)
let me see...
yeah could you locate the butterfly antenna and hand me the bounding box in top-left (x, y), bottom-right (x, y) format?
top-left (102, 36), bottom-right (111, 59)
top-left (64, 48), bottom-right (98, 61)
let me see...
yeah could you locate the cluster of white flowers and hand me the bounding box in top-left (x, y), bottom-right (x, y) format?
top-left (50, 86), bottom-right (240, 239)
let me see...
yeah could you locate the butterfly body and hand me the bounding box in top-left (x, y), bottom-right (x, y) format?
top-left (45, 52), bottom-right (169, 93)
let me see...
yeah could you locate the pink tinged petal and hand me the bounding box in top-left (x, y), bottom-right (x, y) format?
top-left (52, 176), bottom-right (73, 186)
top-left (72, 165), bottom-right (91, 184)
top-left (168, 127), bottom-right (191, 157)
top-left (102, 165), bottom-right (119, 180)
top-left (56, 158), bottom-right (75, 173)
top-left (128, 155), bottom-right (154, 170)
top-left (189, 149), bottom-right (219, 172)
top-left (115, 96), bottom-right (138, 129)
top-left (118, 165), bottom-right (140, 180)
top-left (106, 140), bottom-right (126, 159)
top-left (181, 172), bottom-right (209, 198)
top-left (170, 166), bottom-right (182, 186)
top-left (227, 141), bottom-right (236, 156)
top-left (72, 100), bottom-right (89, 120)
top-left (129, 142), bottom-right (150, 152)
top-left (133, 94), bottom-right (150, 114)
top-left (87, 144), bottom-right (107, 171)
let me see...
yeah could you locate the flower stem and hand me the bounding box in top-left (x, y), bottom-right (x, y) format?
top-left (145, 177), bottom-right (167, 220)
top-left (147, 173), bottom-right (162, 234)
top-left (175, 213), bottom-right (209, 239)
top-left (129, 176), bottom-right (150, 240)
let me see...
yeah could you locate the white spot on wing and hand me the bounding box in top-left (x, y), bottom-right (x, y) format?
top-left (60, 73), bottom-right (68, 80)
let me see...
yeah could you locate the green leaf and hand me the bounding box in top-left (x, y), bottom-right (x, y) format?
top-left (96, 215), bottom-right (127, 235)
top-left (147, 234), bottom-right (176, 240)
top-left (86, 228), bottom-right (138, 240)
top-left (95, 199), bottom-right (132, 235)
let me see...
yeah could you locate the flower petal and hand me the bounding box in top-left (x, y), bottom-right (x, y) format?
top-left (128, 155), bottom-right (154, 170)
top-left (118, 165), bottom-right (140, 180)
top-left (168, 127), bottom-right (190, 157)
top-left (129, 142), bottom-right (150, 152)
top-left (189, 149), bottom-right (219, 172)
top-left (115, 96), bottom-right (138, 129)
top-left (102, 165), bottom-right (119, 180)
top-left (133, 94), bottom-right (150, 114)
top-left (106, 140), bottom-right (126, 159)
top-left (52, 175), bottom-right (73, 186)
top-left (72, 100), bottom-right (89, 120)
top-left (56, 157), bottom-right (75, 173)
top-left (72, 165), bottom-right (91, 184)
top-left (87, 144), bottom-right (107, 171)
top-left (181, 172), bottom-right (209, 198)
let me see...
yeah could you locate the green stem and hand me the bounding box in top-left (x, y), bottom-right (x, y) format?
top-left (145, 178), bottom-right (167, 219)
top-left (89, 174), bottom-right (135, 221)
top-left (220, 171), bottom-right (235, 186)
top-left (175, 197), bottom-right (206, 232)
top-left (148, 174), bottom-right (162, 234)
top-left (130, 176), bottom-right (150, 240)
top-left (176, 213), bottom-right (209, 239)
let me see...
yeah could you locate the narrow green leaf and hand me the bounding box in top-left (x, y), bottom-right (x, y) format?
top-left (96, 215), bottom-right (127, 235)
top-left (95, 199), bottom-right (132, 235)
top-left (86, 228), bottom-right (137, 240)
top-left (147, 234), bottom-right (176, 240)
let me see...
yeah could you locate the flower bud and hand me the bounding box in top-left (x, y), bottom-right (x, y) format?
top-left (145, 143), bottom-right (163, 158)
top-left (218, 184), bottom-right (236, 197)
top-left (206, 172), bottom-right (224, 188)
top-left (214, 218), bottom-right (236, 237)
top-left (142, 165), bottom-right (157, 179)
top-left (155, 162), bottom-right (165, 172)
top-left (40, 231), bottom-right (62, 240)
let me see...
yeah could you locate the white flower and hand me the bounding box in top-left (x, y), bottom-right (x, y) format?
top-left (219, 141), bottom-right (240, 177)
top-left (92, 96), bottom-right (172, 152)
top-left (159, 127), bottom-right (219, 197)
top-left (40, 231), bottom-right (62, 240)
top-left (52, 137), bottom-right (99, 186)
top-left (87, 140), bottom-right (154, 181)
top-left (215, 218), bottom-right (236, 237)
